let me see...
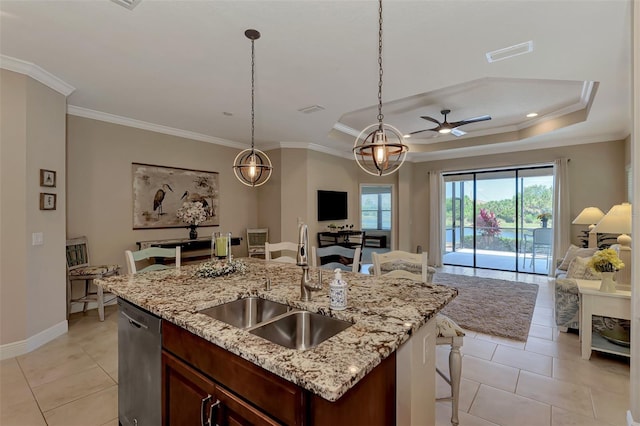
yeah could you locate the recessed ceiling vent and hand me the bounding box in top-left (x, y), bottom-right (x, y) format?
top-left (111, 0), bottom-right (142, 10)
top-left (486, 41), bottom-right (533, 63)
top-left (298, 105), bottom-right (325, 114)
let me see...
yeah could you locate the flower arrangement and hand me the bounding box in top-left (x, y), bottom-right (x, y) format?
top-left (194, 259), bottom-right (247, 278)
top-left (176, 201), bottom-right (207, 226)
top-left (537, 212), bottom-right (552, 221)
top-left (588, 248), bottom-right (625, 272)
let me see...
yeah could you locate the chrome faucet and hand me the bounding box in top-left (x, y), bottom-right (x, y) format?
top-left (297, 222), bottom-right (322, 301)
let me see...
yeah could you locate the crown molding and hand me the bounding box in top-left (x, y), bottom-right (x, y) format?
top-left (278, 141), bottom-right (354, 160)
top-left (67, 105), bottom-right (244, 149)
top-left (410, 130), bottom-right (628, 163)
top-left (0, 55), bottom-right (75, 96)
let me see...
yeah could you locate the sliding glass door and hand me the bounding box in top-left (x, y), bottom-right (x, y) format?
top-left (444, 166), bottom-right (554, 274)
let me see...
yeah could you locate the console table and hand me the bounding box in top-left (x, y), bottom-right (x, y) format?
top-left (137, 236), bottom-right (242, 262)
top-left (576, 279), bottom-right (631, 360)
top-left (317, 230), bottom-right (365, 249)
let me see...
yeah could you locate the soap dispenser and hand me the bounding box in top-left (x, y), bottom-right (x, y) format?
top-left (329, 268), bottom-right (348, 311)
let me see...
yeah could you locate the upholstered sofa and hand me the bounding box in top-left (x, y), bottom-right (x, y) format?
top-left (554, 245), bottom-right (630, 341)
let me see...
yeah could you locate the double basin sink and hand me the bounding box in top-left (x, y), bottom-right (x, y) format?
top-left (199, 297), bottom-right (351, 350)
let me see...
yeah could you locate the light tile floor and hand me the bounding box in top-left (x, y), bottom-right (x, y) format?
top-left (0, 266), bottom-right (630, 425)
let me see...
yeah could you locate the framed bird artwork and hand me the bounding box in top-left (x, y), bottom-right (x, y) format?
top-left (132, 163), bottom-right (220, 229)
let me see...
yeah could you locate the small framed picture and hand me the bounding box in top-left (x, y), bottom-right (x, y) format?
top-left (40, 193), bottom-right (57, 210)
top-left (40, 169), bottom-right (56, 187)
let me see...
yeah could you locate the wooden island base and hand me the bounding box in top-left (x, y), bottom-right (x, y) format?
top-left (162, 319), bottom-right (436, 425)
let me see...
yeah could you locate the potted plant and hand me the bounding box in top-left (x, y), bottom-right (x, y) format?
top-left (537, 212), bottom-right (552, 228)
top-left (588, 248), bottom-right (625, 292)
top-left (177, 201), bottom-right (207, 239)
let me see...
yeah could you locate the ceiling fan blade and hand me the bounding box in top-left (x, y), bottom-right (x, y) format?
top-left (451, 128), bottom-right (466, 137)
top-left (449, 115), bottom-right (492, 128)
top-left (420, 116), bottom-right (442, 126)
top-left (408, 127), bottom-right (440, 135)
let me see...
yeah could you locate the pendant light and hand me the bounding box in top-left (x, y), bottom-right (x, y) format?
top-left (353, 0), bottom-right (408, 176)
top-left (233, 29), bottom-right (273, 187)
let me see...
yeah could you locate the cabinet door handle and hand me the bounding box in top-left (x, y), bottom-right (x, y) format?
top-left (208, 399), bottom-right (221, 426)
top-left (200, 395), bottom-right (212, 426)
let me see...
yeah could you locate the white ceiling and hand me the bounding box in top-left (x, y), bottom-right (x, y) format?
top-left (0, 0), bottom-right (632, 161)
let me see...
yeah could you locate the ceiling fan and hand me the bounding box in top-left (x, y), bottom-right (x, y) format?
top-left (408, 109), bottom-right (491, 137)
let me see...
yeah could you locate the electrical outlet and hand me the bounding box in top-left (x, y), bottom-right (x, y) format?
top-left (32, 232), bottom-right (44, 246)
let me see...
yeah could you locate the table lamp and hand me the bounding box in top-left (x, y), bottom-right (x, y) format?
top-left (592, 202), bottom-right (632, 286)
top-left (572, 207), bottom-right (605, 248)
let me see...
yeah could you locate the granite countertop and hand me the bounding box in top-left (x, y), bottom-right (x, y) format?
top-left (98, 258), bottom-right (457, 401)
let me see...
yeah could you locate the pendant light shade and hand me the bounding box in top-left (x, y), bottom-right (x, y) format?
top-left (233, 29), bottom-right (272, 187)
top-left (354, 123), bottom-right (407, 176)
top-left (353, 0), bottom-right (408, 176)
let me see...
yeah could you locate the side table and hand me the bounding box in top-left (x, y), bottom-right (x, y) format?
top-left (575, 279), bottom-right (631, 360)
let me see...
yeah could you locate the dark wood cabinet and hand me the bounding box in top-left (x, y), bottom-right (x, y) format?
top-left (163, 351), bottom-right (281, 426)
top-left (161, 320), bottom-right (396, 426)
top-left (162, 351), bottom-right (216, 426)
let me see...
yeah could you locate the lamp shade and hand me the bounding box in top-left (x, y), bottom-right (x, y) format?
top-left (592, 202), bottom-right (632, 235)
top-left (572, 207), bottom-right (605, 225)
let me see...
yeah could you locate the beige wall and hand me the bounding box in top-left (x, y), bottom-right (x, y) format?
top-left (307, 150), bottom-right (360, 245)
top-left (409, 139), bottom-right (628, 253)
top-left (66, 115), bottom-right (259, 266)
top-left (1, 69), bottom-right (67, 346)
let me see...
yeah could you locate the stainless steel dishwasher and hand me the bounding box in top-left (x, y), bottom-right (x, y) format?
top-left (118, 298), bottom-right (162, 426)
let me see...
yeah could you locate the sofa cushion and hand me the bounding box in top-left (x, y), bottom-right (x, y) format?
top-left (557, 245), bottom-right (598, 271)
top-left (566, 256), bottom-right (601, 280)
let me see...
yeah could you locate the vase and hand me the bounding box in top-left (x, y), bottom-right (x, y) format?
top-left (189, 225), bottom-right (198, 240)
top-left (599, 271), bottom-right (616, 293)
top-left (541, 218), bottom-right (548, 228)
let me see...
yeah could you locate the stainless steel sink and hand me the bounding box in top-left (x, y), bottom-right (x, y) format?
top-left (249, 311), bottom-right (352, 350)
top-left (199, 297), bottom-right (290, 329)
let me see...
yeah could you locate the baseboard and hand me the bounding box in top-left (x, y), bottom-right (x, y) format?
top-left (0, 320), bottom-right (68, 360)
top-left (628, 410), bottom-right (640, 426)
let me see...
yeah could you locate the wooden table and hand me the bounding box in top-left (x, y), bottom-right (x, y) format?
top-left (137, 236), bottom-right (242, 262)
top-left (317, 230), bottom-right (364, 249)
top-left (576, 279), bottom-right (631, 360)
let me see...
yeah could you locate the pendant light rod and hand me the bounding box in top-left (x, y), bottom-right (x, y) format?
top-left (352, 0), bottom-right (408, 177)
top-left (377, 0), bottom-right (384, 126)
top-left (246, 29), bottom-right (259, 151)
top-left (233, 29), bottom-right (273, 187)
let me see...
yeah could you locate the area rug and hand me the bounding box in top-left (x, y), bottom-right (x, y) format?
top-left (432, 273), bottom-right (539, 342)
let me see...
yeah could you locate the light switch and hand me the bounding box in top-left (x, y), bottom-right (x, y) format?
top-left (32, 232), bottom-right (44, 246)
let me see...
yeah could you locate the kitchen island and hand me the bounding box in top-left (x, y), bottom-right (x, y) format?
top-left (100, 258), bottom-right (457, 425)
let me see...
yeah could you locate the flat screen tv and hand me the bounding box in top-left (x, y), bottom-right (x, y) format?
top-left (317, 190), bottom-right (348, 221)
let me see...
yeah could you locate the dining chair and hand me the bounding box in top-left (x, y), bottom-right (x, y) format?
top-left (125, 246), bottom-right (181, 274)
top-left (311, 245), bottom-right (362, 273)
top-left (530, 227), bottom-right (553, 272)
top-left (372, 250), bottom-right (434, 283)
top-left (66, 236), bottom-right (120, 321)
top-left (371, 250), bottom-right (463, 426)
top-left (265, 241), bottom-right (298, 264)
top-left (246, 228), bottom-right (269, 258)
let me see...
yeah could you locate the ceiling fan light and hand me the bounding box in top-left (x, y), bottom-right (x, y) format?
top-left (439, 128), bottom-right (452, 134)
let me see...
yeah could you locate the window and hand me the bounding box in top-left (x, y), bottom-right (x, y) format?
top-left (443, 165), bottom-right (554, 274)
top-left (361, 186), bottom-right (391, 230)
